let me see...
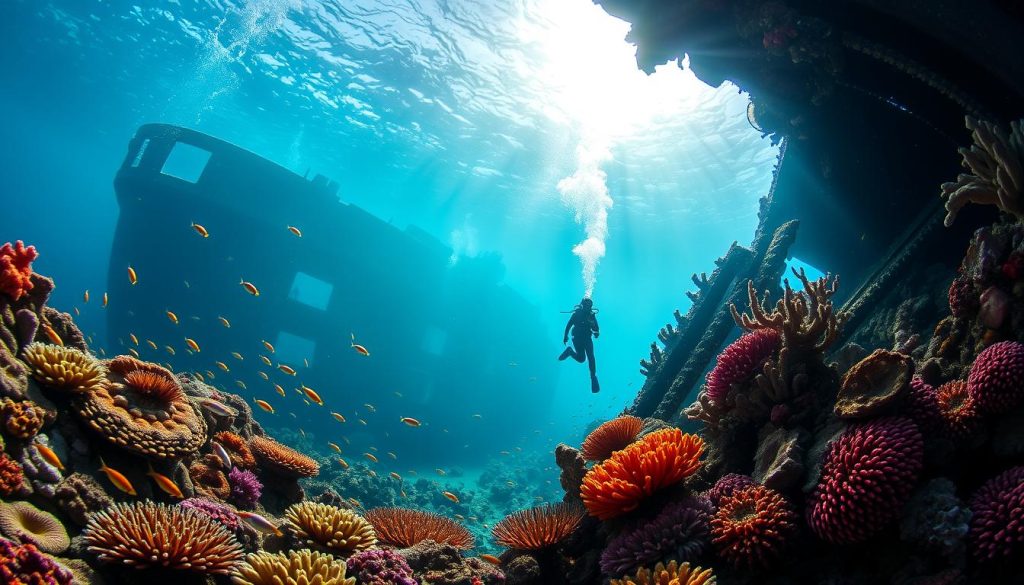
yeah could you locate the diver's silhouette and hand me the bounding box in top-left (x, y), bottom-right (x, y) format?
top-left (559, 297), bottom-right (600, 392)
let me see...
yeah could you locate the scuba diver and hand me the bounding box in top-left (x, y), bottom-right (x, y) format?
top-left (558, 297), bottom-right (601, 393)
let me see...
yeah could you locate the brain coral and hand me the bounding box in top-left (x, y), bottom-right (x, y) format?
top-left (284, 502), bottom-right (376, 554)
top-left (364, 507), bottom-right (474, 549)
top-left (0, 537), bottom-right (73, 585)
top-left (711, 485), bottom-right (797, 570)
top-left (232, 550), bottom-right (355, 585)
top-left (21, 343), bottom-right (105, 394)
top-left (967, 340), bottom-right (1024, 414)
top-left (600, 497), bottom-right (711, 576)
top-left (73, 355), bottom-right (206, 459)
top-left (249, 435), bottom-right (320, 477)
top-left (84, 501), bottom-right (244, 574)
top-left (807, 417), bottom-right (923, 544)
top-left (581, 428), bottom-right (704, 520)
top-left (492, 502), bottom-right (585, 551)
top-left (0, 241), bottom-right (38, 301)
top-left (0, 501), bottom-right (69, 554)
top-left (581, 415), bottom-right (644, 461)
top-left (967, 466), bottom-right (1024, 564)
top-left (608, 560), bottom-right (716, 585)
top-left (706, 329), bottom-right (780, 404)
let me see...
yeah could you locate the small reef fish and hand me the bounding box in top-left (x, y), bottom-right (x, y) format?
top-left (103, 292), bottom-right (108, 307)
top-left (387, 452), bottom-right (397, 460)
top-left (274, 384), bottom-right (286, 397)
top-left (287, 225), bottom-right (302, 237)
top-left (212, 442), bottom-right (232, 468)
top-left (128, 348), bottom-right (140, 358)
top-left (166, 310), bottom-right (179, 324)
top-left (368, 470), bottom-right (377, 478)
top-left (369, 446), bottom-right (378, 452)
top-left (389, 472), bottom-right (402, 481)
top-left (479, 554), bottom-right (501, 566)
top-left (128, 266), bottom-right (138, 285)
top-left (236, 511), bottom-right (282, 536)
top-left (302, 385), bottom-right (323, 406)
top-left (278, 364), bottom-right (296, 376)
top-left (394, 391), bottom-right (403, 398)
top-left (435, 469), bottom-right (446, 476)
top-left (254, 399), bottom-right (275, 414)
top-left (205, 370), bottom-right (215, 379)
top-left (216, 361), bottom-right (229, 372)
top-left (342, 437), bottom-right (350, 445)
top-left (239, 279), bottom-right (260, 296)
top-left (400, 417), bottom-right (421, 427)
top-left (348, 498), bottom-right (363, 509)
top-left (262, 340), bottom-right (275, 353)
top-left (499, 451), bottom-right (510, 456)
top-left (166, 345), bottom-right (176, 355)
top-left (73, 307), bottom-right (80, 316)
top-left (472, 414), bottom-right (483, 419)
top-left (455, 514), bottom-right (465, 521)
top-left (218, 316), bottom-right (231, 328)
top-left (146, 464), bottom-right (183, 498)
top-left (304, 358), bottom-right (309, 368)
top-left (235, 380), bottom-right (247, 390)
top-left (336, 457), bottom-right (349, 469)
top-left (99, 458), bottom-right (136, 496)
top-left (41, 323), bottom-right (63, 346)
top-left (442, 491), bottom-right (460, 504)
top-left (231, 352), bottom-right (244, 361)
top-left (129, 333), bottom-right (139, 346)
top-left (299, 428), bottom-right (306, 438)
top-left (260, 355), bottom-right (272, 366)
top-left (185, 338), bottom-right (200, 352)
top-left (400, 490), bottom-right (407, 498)
top-left (363, 453), bottom-right (378, 463)
top-left (83, 290), bottom-right (89, 303)
top-left (363, 403), bottom-right (376, 413)
top-left (146, 340), bottom-right (157, 350)
top-left (257, 371), bottom-right (269, 381)
top-left (350, 333), bottom-right (370, 356)
top-left (358, 419), bottom-right (367, 426)
top-left (34, 444), bottom-right (63, 470)
top-left (328, 442), bottom-right (342, 453)
top-left (331, 412), bottom-right (346, 423)
top-left (199, 398), bottom-right (237, 417)
top-left (191, 222), bottom-right (209, 237)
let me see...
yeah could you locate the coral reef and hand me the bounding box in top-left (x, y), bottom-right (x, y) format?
top-left (600, 497), bottom-right (710, 576)
top-left (835, 349), bottom-right (912, 418)
top-left (934, 380), bottom-right (982, 439)
top-left (365, 507), bottom-right (474, 549)
top-left (179, 497), bottom-right (242, 532)
top-left (580, 415), bottom-right (643, 461)
top-left (399, 540), bottom-right (503, 585)
top-left (215, 430), bottom-right (257, 469)
top-left (346, 548), bottom-right (417, 585)
top-left (0, 242), bottom-right (38, 301)
top-left (1, 398), bottom-right (54, 440)
top-left (284, 502), bottom-right (377, 554)
top-left (0, 537), bottom-right (73, 585)
top-left (53, 473), bottom-right (113, 527)
top-left (705, 329), bottom-right (780, 405)
top-left (554, 443), bottom-right (586, 504)
top-left (0, 501), bottom-right (70, 554)
top-left (709, 485), bottom-right (796, 570)
top-left (966, 340), bottom-right (1024, 414)
top-left (967, 466), bottom-right (1024, 565)
top-left (250, 435), bottom-right (320, 477)
top-left (233, 550), bottom-right (355, 585)
top-left (608, 560), bottom-right (715, 585)
top-left (940, 117), bottom-right (1024, 226)
top-left (899, 478), bottom-right (971, 558)
top-left (492, 502), bottom-right (585, 551)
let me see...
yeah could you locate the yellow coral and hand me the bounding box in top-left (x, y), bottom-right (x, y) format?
top-left (22, 342), bottom-right (105, 393)
top-left (284, 502), bottom-right (376, 554)
top-left (232, 550), bottom-right (355, 585)
top-left (610, 560), bottom-right (716, 585)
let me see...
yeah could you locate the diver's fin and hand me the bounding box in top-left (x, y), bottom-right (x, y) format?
top-left (591, 375), bottom-right (600, 393)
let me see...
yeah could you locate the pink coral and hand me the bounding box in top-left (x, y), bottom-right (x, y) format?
top-left (705, 329), bottom-right (780, 404)
top-left (947, 276), bottom-right (976, 317)
top-left (807, 417), bottom-right (923, 544)
top-left (967, 340), bottom-right (1024, 414)
top-left (904, 377), bottom-right (942, 436)
top-left (968, 466), bottom-right (1024, 564)
top-left (0, 242), bottom-right (37, 301)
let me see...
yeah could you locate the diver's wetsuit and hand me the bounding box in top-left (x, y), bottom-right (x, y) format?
top-left (559, 308), bottom-right (600, 391)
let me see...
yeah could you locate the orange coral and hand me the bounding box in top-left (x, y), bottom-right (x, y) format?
top-left (123, 369), bottom-right (183, 403)
top-left (364, 507), bottom-right (474, 549)
top-left (190, 454), bottom-right (231, 501)
top-left (249, 435), bottom-right (319, 477)
top-left (0, 398), bottom-right (53, 440)
top-left (0, 241), bottom-right (37, 301)
top-left (936, 380), bottom-right (982, 439)
top-left (580, 428), bottom-right (704, 520)
top-left (710, 485), bottom-right (797, 569)
top-left (0, 452), bottom-right (24, 496)
top-left (491, 503), bottom-right (585, 550)
top-left (213, 431), bottom-right (256, 469)
top-left (581, 416), bottom-right (644, 461)
top-left (609, 560), bottom-right (716, 585)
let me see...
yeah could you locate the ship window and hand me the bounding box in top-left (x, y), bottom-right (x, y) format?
top-left (160, 142), bottom-right (211, 183)
top-left (288, 272), bottom-right (333, 311)
top-left (274, 331), bottom-right (316, 369)
top-left (421, 326), bottom-right (447, 356)
top-left (130, 138), bottom-right (150, 167)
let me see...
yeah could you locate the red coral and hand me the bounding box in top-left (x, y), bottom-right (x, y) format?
top-left (0, 242), bottom-right (37, 301)
top-left (706, 329), bottom-right (780, 404)
top-left (967, 340), bottom-right (1024, 414)
top-left (807, 417), bottom-right (923, 544)
top-left (0, 453), bottom-right (24, 497)
top-left (968, 466), bottom-right (1024, 564)
top-left (935, 380), bottom-right (982, 440)
top-left (711, 485), bottom-right (797, 569)
top-left (947, 276), bottom-right (976, 318)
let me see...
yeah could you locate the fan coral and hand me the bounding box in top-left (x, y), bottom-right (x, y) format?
top-left (608, 560), bottom-right (715, 585)
top-left (346, 548), bottom-right (417, 585)
top-left (228, 467), bottom-right (262, 509)
top-left (73, 355), bottom-right (206, 459)
top-left (233, 550), bottom-right (355, 585)
top-left (492, 502), bottom-right (585, 551)
top-left (807, 417), bottom-right (923, 544)
top-left (710, 485), bottom-right (797, 570)
top-left (215, 431), bottom-right (257, 469)
top-left (84, 501), bottom-right (244, 574)
top-left (21, 343), bottom-right (105, 394)
top-left (284, 502), bottom-right (377, 554)
top-left (0, 242), bottom-right (37, 301)
top-left (967, 466), bottom-right (1024, 564)
top-left (581, 415), bottom-right (644, 461)
top-left (835, 349), bottom-right (912, 419)
top-left (705, 474), bottom-right (755, 508)
top-left (179, 498), bottom-right (241, 532)
top-left (250, 435), bottom-right (320, 477)
top-left (0, 538), bottom-right (73, 585)
top-left (940, 117), bottom-right (1024, 226)
top-left (935, 380), bottom-right (982, 439)
top-left (0, 452), bottom-right (24, 496)
top-left (581, 428), bottom-right (704, 520)
top-left (705, 329), bottom-right (781, 404)
top-left (600, 497), bottom-right (711, 576)
top-left (0, 398), bottom-right (53, 440)
top-left (947, 276), bottom-right (977, 317)
top-left (967, 340), bottom-right (1024, 414)
top-left (365, 507), bottom-right (475, 549)
top-left (0, 502), bottom-right (69, 554)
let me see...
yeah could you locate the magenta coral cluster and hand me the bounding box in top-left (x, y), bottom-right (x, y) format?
top-left (807, 417), bottom-right (923, 544)
top-left (968, 466), bottom-right (1024, 564)
top-left (705, 473), bottom-right (755, 508)
top-left (227, 467), bottom-right (262, 509)
top-left (904, 377), bottom-right (942, 436)
top-left (346, 548), bottom-right (418, 585)
top-left (966, 341), bottom-right (1024, 414)
top-left (178, 498), bottom-right (240, 532)
top-left (947, 276), bottom-right (977, 317)
top-left (706, 329), bottom-right (780, 404)
top-left (599, 497), bottom-right (711, 576)
top-left (0, 537), bottom-right (72, 584)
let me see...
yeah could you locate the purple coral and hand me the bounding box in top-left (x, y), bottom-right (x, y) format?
top-left (227, 467), bottom-right (262, 509)
top-left (178, 498), bottom-right (240, 532)
top-left (0, 537), bottom-right (73, 584)
top-left (706, 330), bottom-right (780, 404)
top-left (968, 466), bottom-right (1024, 564)
top-left (600, 497), bottom-right (711, 576)
top-left (346, 548), bottom-right (418, 585)
top-left (705, 474), bottom-right (755, 508)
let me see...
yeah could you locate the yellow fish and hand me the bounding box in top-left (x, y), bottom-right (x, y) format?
top-left (205, 370), bottom-right (215, 379)
top-left (218, 316), bottom-right (231, 328)
top-left (216, 361), bottom-right (229, 372)
top-left (99, 457), bottom-right (136, 496)
top-left (240, 279), bottom-right (260, 296)
top-left (129, 333), bottom-right (139, 346)
top-left (34, 443), bottom-right (63, 471)
top-left (389, 472), bottom-right (402, 481)
top-left (165, 345), bottom-right (176, 355)
top-left (331, 412), bottom-right (346, 423)
top-left (262, 340), bottom-right (275, 353)
top-left (127, 266), bottom-right (138, 285)
top-left (231, 352), bottom-right (244, 361)
top-left (287, 225), bottom-right (302, 237)
top-left (166, 310), bottom-right (179, 325)
top-left (274, 384), bottom-right (286, 397)
top-left (185, 338), bottom-right (200, 352)
top-left (260, 355), bottom-right (272, 366)
top-left (146, 464), bottom-right (183, 498)
top-left (328, 442), bottom-right (342, 453)
top-left (254, 399), bottom-right (274, 414)
top-left (336, 457), bottom-right (349, 469)
top-left (258, 371), bottom-right (269, 381)
top-left (363, 453), bottom-right (378, 463)
top-left (146, 339), bottom-right (158, 350)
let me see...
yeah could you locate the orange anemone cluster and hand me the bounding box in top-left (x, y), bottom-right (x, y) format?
top-left (213, 431), bottom-right (257, 469)
top-left (491, 503), bottom-right (585, 551)
top-left (249, 435), bottom-right (319, 477)
top-left (581, 416), bottom-right (644, 461)
top-left (581, 428), bottom-right (704, 520)
top-left (364, 508), bottom-right (475, 549)
top-left (935, 380), bottom-right (982, 439)
top-left (710, 485), bottom-right (797, 569)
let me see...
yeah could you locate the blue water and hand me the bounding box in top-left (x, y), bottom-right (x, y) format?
top-left (1, 0), bottom-right (776, 487)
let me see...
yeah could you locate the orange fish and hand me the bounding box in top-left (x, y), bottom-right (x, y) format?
top-left (165, 310), bottom-right (178, 325)
top-left (218, 316), bottom-right (231, 328)
top-left (350, 333), bottom-right (369, 356)
top-left (443, 491), bottom-right (460, 504)
top-left (146, 340), bottom-right (158, 350)
top-left (336, 457), bottom-right (349, 469)
top-left (260, 355), bottom-right (272, 366)
top-left (287, 225), bottom-right (302, 237)
top-left (363, 453), bottom-right (378, 463)
top-left (262, 340), bottom-right (275, 353)
top-left (302, 385), bottom-right (323, 406)
top-left (274, 384), bottom-right (286, 397)
top-left (216, 361), bottom-right (229, 372)
top-left (389, 472), bottom-right (402, 481)
top-left (480, 554), bottom-right (501, 566)
top-left (191, 222), bottom-right (209, 238)
top-left (34, 443), bottom-right (63, 471)
top-left (278, 364), bottom-right (296, 376)
top-left (127, 266), bottom-right (138, 285)
top-left (328, 442), bottom-right (342, 453)
top-left (185, 338), bottom-right (200, 352)
top-left (254, 399), bottom-right (274, 413)
top-left (240, 279), bottom-right (260, 296)
top-left (41, 323), bottom-right (63, 346)
top-left (331, 412), bottom-right (346, 423)
top-left (146, 464), bottom-right (183, 498)
top-left (83, 290), bottom-right (89, 303)
top-left (102, 292), bottom-right (109, 307)
top-left (400, 417), bottom-right (421, 427)
top-left (99, 457), bottom-right (136, 496)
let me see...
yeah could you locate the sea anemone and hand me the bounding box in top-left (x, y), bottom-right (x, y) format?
top-left (492, 502), bottom-right (585, 551)
top-left (364, 507), bottom-right (474, 549)
top-left (608, 560), bottom-right (716, 585)
top-left (0, 453), bottom-right (24, 497)
top-left (581, 428), bottom-right (704, 520)
top-left (0, 501), bottom-right (70, 554)
top-left (807, 417), bottom-right (923, 544)
top-left (232, 550), bottom-right (355, 585)
top-left (214, 431), bottom-right (257, 469)
top-left (0, 537), bottom-right (73, 585)
top-left (250, 435), bottom-right (320, 477)
top-left (0, 398), bottom-right (53, 440)
top-left (967, 466), bottom-right (1024, 564)
top-left (600, 497), bottom-right (711, 576)
top-left (705, 474), bottom-right (755, 508)
top-left (122, 369), bottom-right (183, 403)
top-left (581, 415), bottom-right (644, 461)
top-left (935, 380), bottom-right (982, 439)
top-left (228, 467), bottom-right (262, 509)
top-left (284, 502), bottom-right (376, 554)
top-left (967, 340), bottom-right (1024, 414)
top-left (21, 343), bottom-right (105, 394)
top-left (346, 548), bottom-right (417, 585)
top-left (0, 241), bottom-right (38, 301)
top-left (83, 501), bottom-right (244, 574)
top-left (705, 329), bottom-right (780, 404)
top-left (710, 485), bottom-right (797, 570)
